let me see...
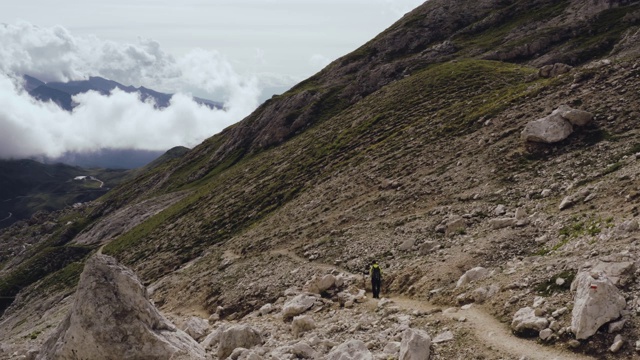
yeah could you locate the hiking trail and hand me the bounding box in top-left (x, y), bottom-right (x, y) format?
top-left (270, 247), bottom-right (595, 360)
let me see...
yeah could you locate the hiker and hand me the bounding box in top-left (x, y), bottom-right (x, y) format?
top-left (370, 260), bottom-right (383, 299)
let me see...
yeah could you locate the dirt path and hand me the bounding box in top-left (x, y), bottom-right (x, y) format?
top-left (271, 247), bottom-right (594, 360)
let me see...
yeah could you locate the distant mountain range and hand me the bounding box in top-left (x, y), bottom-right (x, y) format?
top-left (19, 75), bottom-right (215, 169)
top-left (23, 75), bottom-right (223, 111)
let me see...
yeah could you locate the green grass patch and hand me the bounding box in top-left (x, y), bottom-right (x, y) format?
top-left (535, 270), bottom-right (576, 296)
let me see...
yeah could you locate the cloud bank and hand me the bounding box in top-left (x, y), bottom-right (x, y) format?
top-left (0, 22), bottom-right (262, 159)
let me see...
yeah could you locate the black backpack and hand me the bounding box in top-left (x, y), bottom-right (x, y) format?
top-left (372, 265), bottom-right (381, 281)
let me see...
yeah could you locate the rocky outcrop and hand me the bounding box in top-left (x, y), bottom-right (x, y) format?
top-left (37, 254), bottom-right (205, 360)
top-left (570, 271), bottom-right (626, 340)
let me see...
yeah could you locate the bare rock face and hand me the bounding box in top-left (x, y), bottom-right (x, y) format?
top-left (37, 254), bottom-right (205, 360)
top-left (570, 271), bottom-right (627, 340)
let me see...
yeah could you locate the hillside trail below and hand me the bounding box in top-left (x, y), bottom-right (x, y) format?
top-left (270, 247), bottom-right (594, 360)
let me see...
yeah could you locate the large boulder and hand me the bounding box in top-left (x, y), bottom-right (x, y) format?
top-left (399, 328), bottom-right (431, 360)
top-left (521, 112), bottom-right (573, 143)
top-left (282, 294), bottom-right (317, 320)
top-left (217, 324), bottom-right (263, 359)
top-left (571, 271), bottom-right (626, 340)
top-left (326, 340), bottom-right (372, 360)
top-left (511, 307), bottom-right (549, 335)
top-left (37, 255), bottom-right (205, 360)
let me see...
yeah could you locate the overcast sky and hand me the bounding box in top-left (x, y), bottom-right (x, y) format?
top-left (0, 0), bottom-right (425, 159)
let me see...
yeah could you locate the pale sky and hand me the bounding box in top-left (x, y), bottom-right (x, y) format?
top-left (0, 0), bottom-right (426, 159)
top-left (2, 0), bottom-right (424, 82)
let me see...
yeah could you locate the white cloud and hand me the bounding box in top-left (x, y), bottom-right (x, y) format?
top-left (0, 22), bottom-right (263, 159)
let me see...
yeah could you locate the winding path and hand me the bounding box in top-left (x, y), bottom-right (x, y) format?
top-left (270, 247), bottom-right (594, 360)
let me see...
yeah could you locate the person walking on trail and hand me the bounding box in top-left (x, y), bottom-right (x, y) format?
top-left (370, 260), bottom-right (383, 299)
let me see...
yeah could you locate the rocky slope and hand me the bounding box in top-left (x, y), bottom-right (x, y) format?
top-left (2, 0), bottom-right (640, 359)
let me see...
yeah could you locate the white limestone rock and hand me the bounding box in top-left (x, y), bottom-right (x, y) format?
top-left (571, 271), bottom-right (627, 340)
top-left (217, 324), bottom-right (263, 360)
top-left (521, 112), bottom-right (573, 144)
top-left (556, 105), bottom-right (593, 126)
top-left (592, 260), bottom-right (635, 286)
top-left (383, 342), bottom-right (401, 356)
top-left (511, 307), bottom-right (549, 335)
top-left (326, 339), bottom-right (372, 360)
top-left (456, 267), bottom-right (489, 288)
top-left (182, 316), bottom-right (209, 342)
top-left (399, 328), bottom-right (431, 360)
top-left (282, 294), bottom-right (317, 320)
top-left (610, 334), bottom-right (624, 353)
top-left (432, 331), bottom-right (454, 344)
top-left (259, 303), bottom-right (274, 316)
top-left (304, 274), bottom-right (337, 294)
top-left (489, 218), bottom-right (516, 229)
top-left (445, 217), bottom-right (466, 236)
top-left (36, 254), bottom-right (205, 360)
top-left (539, 328), bottom-right (553, 341)
top-left (291, 315), bottom-right (316, 338)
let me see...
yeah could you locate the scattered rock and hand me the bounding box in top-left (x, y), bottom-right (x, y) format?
top-left (610, 334), bottom-right (624, 353)
top-left (36, 255), bottom-right (205, 360)
top-left (555, 105), bottom-right (593, 126)
top-left (282, 294), bottom-right (317, 320)
top-left (456, 267), bottom-right (489, 288)
top-left (432, 330), bottom-right (454, 344)
top-left (304, 274), bottom-right (337, 294)
top-left (259, 303), bottom-right (274, 316)
top-left (399, 328), bottom-right (431, 360)
top-left (217, 324), bottom-right (263, 360)
top-left (445, 217), bottom-right (466, 236)
top-left (539, 328), bottom-right (553, 341)
top-left (326, 340), bottom-right (372, 360)
top-left (570, 271), bottom-right (626, 340)
top-left (539, 63), bottom-right (573, 78)
top-left (511, 307), bottom-right (549, 335)
top-left (182, 316), bottom-right (209, 342)
top-left (608, 319), bottom-right (626, 333)
top-left (291, 315), bottom-right (316, 338)
top-left (489, 218), bottom-right (516, 229)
